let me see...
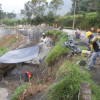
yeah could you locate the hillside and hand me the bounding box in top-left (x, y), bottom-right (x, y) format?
top-left (0, 28), bottom-right (100, 100)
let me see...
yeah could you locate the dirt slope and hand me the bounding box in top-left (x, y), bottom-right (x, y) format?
top-left (90, 56), bottom-right (100, 85)
top-left (0, 33), bottom-right (26, 50)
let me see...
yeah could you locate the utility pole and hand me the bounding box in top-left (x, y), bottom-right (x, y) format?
top-left (73, 1), bottom-right (76, 35)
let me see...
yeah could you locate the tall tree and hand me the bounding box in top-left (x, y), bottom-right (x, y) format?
top-left (0, 4), bottom-right (6, 19)
top-left (6, 12), bottom-right (16, 19)
top-left (97, 0), bottom-right (100, 20)
top-left (31, 0), bottom-right (48, 17)
top-left (21, 1), bottom-right (32, 19)
top-left (71, 0), bottom-right (97, 14)
top-left (0, 4), bottom-right (2, 20)
top-left (49, 0), bottom-right (64, 15)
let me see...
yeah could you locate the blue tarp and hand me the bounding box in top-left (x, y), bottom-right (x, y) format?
top-left (0, 46), bottom-right (39, 63)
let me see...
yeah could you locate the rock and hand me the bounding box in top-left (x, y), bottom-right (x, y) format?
top-left (78, 82), bottom-right (91, 100)
top-left (79, 60), bottom-right (86, 66)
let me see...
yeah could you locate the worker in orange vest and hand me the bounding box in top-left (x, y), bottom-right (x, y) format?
top-left (25, 71), bottom-right (31, 81)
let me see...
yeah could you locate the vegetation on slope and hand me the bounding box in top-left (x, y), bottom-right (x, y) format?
top-left (46, 57), bottom-right (100, 100)
top-left (45, 30), bottom-right (100, 100)
top-left (45, 30), bottom-right (70, 67)
top-left (10, 83), bottom-right (28, 100)
top-left (0, 47), bottom-right (8, 56)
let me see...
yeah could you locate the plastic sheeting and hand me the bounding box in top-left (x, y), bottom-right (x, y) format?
top-left (0, 46), bottom-right (39, 63)
top-left (61, 36), bottom-right (81, 54)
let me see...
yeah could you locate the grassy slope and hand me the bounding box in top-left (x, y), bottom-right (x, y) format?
top-left (10, 83), bottom-right (28, 100)
top-left (45, 30), bottom-right (100, 100)
top-left (45, 30), bottom-right (70, 67)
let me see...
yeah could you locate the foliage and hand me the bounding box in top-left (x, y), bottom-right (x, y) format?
top-left (31, 0), bottom-right (48, 17)
top-left (1, 19), bottom-right (25, 26)
top-left (97, 0), bottom-right (100, 21)
top-left (0, 4), bottom-right (16, 20)
top-left (43, 11), bottom-right (55, 24)
top-left (45, 30), bottom-right (70, 67)
top-left (49, 0), bottom-right (64, 15)
top-left (54, 12), bottom-right (100, 30)
top-left (21, 1), bottom-right (32, 20)
top-left (71, 0), bottom-right (97, 14)
top-left (6, 13), bottom-right (16, 19)
top-left (10, 83), bottom-right (28, 100)
top-left (0, 47), bottom-right (8, 56)
top-left (45, 57), bottom-right (100, 100)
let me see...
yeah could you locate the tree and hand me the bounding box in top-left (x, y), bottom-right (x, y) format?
top-left (97, 0), bottom-right (100, 21)
top-left (0, 4), bottom-right (6, 19)
top-left (44, 11), bottom-right (55, 23)
top-left (31, 0), bottom-right (48, 17)
top-left (49, 0), bottom-right (64, 15)
top-left (0, 4), bottom-right (2, 20)
top-left (21, 1), bottom-right (33, 24)
top-left (71, 0), bottom-right (97, 14)
top-left (6, 12), bottom-right (16, 19)
top-left (21, 1), bottom-right (32, 19)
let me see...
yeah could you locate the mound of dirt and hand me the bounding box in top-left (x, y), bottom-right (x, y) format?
top-left (0, 33), bottom-right (25, 50)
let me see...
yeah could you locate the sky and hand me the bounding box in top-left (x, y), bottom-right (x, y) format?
top-left (0, 0), bottom-right (72, 15)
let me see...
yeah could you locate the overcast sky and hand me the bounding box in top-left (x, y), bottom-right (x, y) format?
top-left (0, 0), bottom-right (72, 15)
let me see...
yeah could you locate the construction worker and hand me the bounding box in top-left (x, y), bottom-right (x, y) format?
top-left (86, 31), bottom-right (100, 70)
top-left (25, 71), bottom-right (31, 81)
top-left (77, 29), bottom-right (81, 39)
top-left (75, 28), bottom-right (80, 39)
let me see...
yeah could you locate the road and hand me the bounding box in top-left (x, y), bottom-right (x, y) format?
top-left (63, 29), bottom-right (89, 43)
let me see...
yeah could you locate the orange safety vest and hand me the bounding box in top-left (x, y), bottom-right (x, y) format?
top-left (78, 31), bottom-right (80, 35)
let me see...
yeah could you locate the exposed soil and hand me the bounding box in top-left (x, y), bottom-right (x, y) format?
top-left (16, 53), bottom-right (66, 100)
top-left (90, 56), bottom-right (100, 85)
top-left (0, 28), bottom-right (100, 100)
top-left (0, 26), bottom-right (55, 100)
top-left (0, 33), bottom-right (25, 49)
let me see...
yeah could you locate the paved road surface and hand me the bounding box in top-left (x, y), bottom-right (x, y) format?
top-left (63, 29), bottom-right (89, 43)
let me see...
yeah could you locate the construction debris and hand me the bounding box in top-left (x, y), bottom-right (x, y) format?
top-left (61, 36), bottom-right (81, 54)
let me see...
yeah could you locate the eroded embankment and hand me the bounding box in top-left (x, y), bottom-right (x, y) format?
top-left (0, 26), bottom-right (54, 100)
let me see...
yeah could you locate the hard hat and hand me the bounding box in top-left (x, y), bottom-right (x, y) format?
top-left (86, 31), bottom-right (92, 37)
top-left (42, 33), bottom-right (45, 35)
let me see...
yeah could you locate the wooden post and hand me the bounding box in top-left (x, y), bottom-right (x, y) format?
top-left (29, 77), bottom-right (33, 94)
top-left (73, 1), bottom-right (76, 36)
top-left (35, 71), bottom-right (41, 91)
top-left (23, 89), bottom-right (26, 100)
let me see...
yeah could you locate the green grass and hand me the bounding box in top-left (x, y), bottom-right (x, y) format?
top-left (45, 30), bottom-right (70, 67)
top-left (45, 57), bottom-right (100, 100)
top-left (45, 29), bottom-right (100, 100)
top-left (10, 83), bottom-right (28, 100)
top-left (0, 47), bottom-right (8, 56)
